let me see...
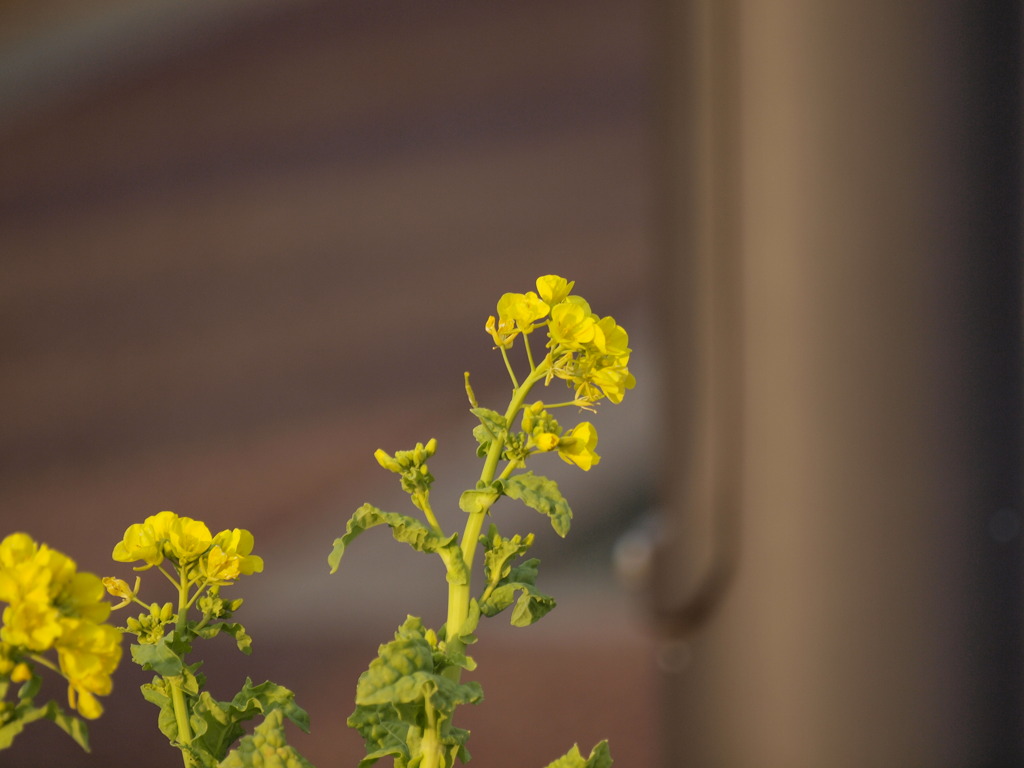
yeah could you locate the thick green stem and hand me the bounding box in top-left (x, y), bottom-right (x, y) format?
top-left (419, 698), bottom-right (444, 768)
top-left (170, 678), bottom-right (195, 768)
top-left (420, 723), bottom-right (443, 768)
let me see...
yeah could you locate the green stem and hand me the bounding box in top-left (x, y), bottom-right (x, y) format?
top-left (27, 653), bottom-right (60, 675)
top-left (421, 697), bottom-right (444, 768)
top-left (170, 678), bottom-right (195, 768)
top-left (444, 359), bottom-right (550, 654)
top-left (417, 492), bottom-right (444, 536)
top-left (420, 722), bottom-right (443, 768)
top-left (499, 346), bottom-right (520, 389)
top-left (170, 571), bottom-right (195, 767)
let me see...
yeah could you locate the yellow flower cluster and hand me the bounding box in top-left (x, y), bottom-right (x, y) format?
top-left (0, 533), bottom-right (122, 719)
top-left (111, 511), bottom-right (263, 585)
top-left (486, 275), bottom-right (635, 406)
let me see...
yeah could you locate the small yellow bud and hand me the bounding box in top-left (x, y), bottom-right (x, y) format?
top-left (10, 662), bottom-right (31, 683)
top-left (374, 449), bottom-right (401, 473)
top-left (159, 602), bottom-right (174, 622)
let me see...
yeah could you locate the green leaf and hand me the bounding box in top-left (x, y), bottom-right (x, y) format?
top-left (0, 701), bottom-right (90, 753)
top-left (329, 503), bottom-right (459, 574)
top-left (346, 703), bottom-right (413, 768)
top-left (480, 524), bottom-right (534, 586)
top-left (187, 691), bottom-right (239, 764)
top-left (543, 741), bottom-right (613, 768)
top-left (46, 704), bottom-right (90, 752)
top-left (470, 407), bottom-right (506, 449)
top-left (0, 717), bottom-right (28, 751)
top-left (458, 486), bottom-right (501, 515)
top-left (219, 709), bottom-right (315, 768)
top-left (229, 679), bottom-right (310, 734)
top-left (349, 617), bottom-right (482, 768)
top-left (193, 621), bottom-right (253, 655)
top-left (504, 472), bottom-right (573, 537)
top-left (172, 679), bottom-right (311, 767)
top-left (131, 634), bottom-right (188, 677)
top-left (17, 673), bottom-right (41, 701)
top-left (479, 559), bottom-right (556, 627)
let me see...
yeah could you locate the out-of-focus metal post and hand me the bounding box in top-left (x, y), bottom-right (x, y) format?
top-left (653, 2), bottom-right (1022, 766)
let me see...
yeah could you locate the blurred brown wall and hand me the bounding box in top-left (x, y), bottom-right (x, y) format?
top-left (654, 2), bottom-right (1022, 766)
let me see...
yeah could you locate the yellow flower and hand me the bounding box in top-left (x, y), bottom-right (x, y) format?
top-left (557, 422), bottom-right (601, 471)
top-left (58, 572), bottom-right (111, 625)
top-left (594, 315), bottom-right (630, 360)
top-left (536, 274), bottom-right (575, 305)
top-left (112, 512), bottom-right (170, 568)
top-left (167, 516), bottom-right (212, 563)
top-left (201, 528), bottom-right (263, 585)
top-left (485, 314), bottom-right (518, 349)
top-left (548, 300), bottom-right (598, 348)
top-left (0, 533), bottom-right (122, 722)
top-left (56, 618), bottom-right (122, 720)
top-left (1, 600), bottom-right (62, 651)
top-left (102, 576), bottom-right (138, 609)
top-left (112, 511), bottom-right (212, 567)
top-left (0, 533), bottom-right (37, 569)
top-left (497, 291), bottom-right (549, 331)
top-left (487, 291), bottom-right (551, 350)
top-left (588, 365), bottom-right (636, 405)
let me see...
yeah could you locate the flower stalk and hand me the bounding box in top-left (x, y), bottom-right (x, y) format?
top-left (332, 275), bottom-right (632, 768)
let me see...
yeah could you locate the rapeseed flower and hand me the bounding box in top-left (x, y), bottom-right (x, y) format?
top-left (557, 422), bottom-right (601, 471)
top-left (0, 532), bottom-right (122, 720)
top-left (202, 528), bottom-right (263, 585)
top-left (112, 511), bottom-right (215, 568)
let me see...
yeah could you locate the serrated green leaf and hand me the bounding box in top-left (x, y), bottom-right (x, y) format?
top-left (347, 703), bottom-right (413, 768)
top-left (329, 504), bottom-right (459, 574)
top-left (349, 617), bottom-right (482, 767)
top-left (219, 709), bottom-right (315, 768)
top-left (481, 524), bottom-right (534, 586)
top-left (229, 679), bottom-right (310, 734)
top-left (479, 558), bottom-right (555, 627)
top-left (194, 621), bottom-right (253, 655)
top-left (543, 741), bottom-right (613, 768)
top-left (504, 472), bottom-right (573, 537)
top-left (480, 582), bottom-right (555, 627)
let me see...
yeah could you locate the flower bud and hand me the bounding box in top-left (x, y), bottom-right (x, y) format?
top-left (374, 449), bottom-right (401, 473)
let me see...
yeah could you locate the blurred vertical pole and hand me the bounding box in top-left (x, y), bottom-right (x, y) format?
top-left (653, 2), bottom-right (1022, 767)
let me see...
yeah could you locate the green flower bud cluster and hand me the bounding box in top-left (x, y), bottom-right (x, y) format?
top-left (125, 602), bottom-right (175, 645)
top-left (374, 439), bottom-right (438, 516)
top-left (198, 590), bottom-right (242, 622)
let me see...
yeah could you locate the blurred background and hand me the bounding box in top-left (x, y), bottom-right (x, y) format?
top-left (1, 2), bottom-right (1021, 768)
